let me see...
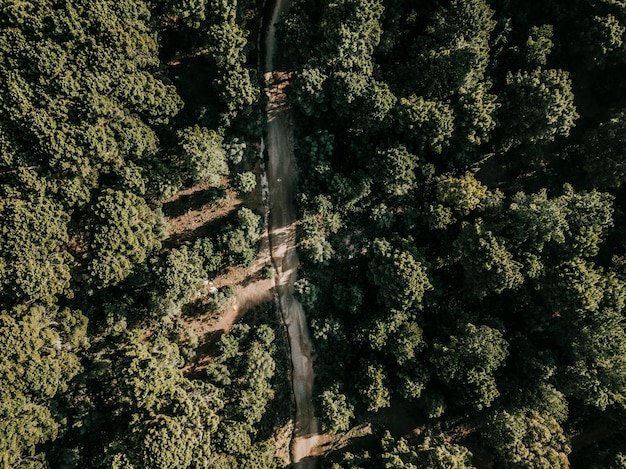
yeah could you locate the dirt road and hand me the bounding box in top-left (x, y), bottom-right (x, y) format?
top-left (263, 0), bottom-right (320, 466)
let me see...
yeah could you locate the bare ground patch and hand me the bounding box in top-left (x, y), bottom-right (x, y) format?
top-left (162, 166), bottom-right (275, 367)
top-left (161, 178), bottom-right (242, 246)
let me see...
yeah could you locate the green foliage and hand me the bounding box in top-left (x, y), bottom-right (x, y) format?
top-left (543, 261), bottom-right (626, 409)
top-left (582, 11), bottom-right (626, 68)
top-left (454, 220), bottom-right (524, 298)
top-left (178, 126), bottom-right (228, 185)
top-left (155, 246), bottom-right (206, 313)
top-left (0, 305), bottom-right (86, 466)
top-left (103, 337), bottom-right (221, 468)
top-left (219, 228), bottom-right (257, 267)
top-left (292, 67), bottom-right (329, 117)
top-left (193, 237), bottom-right (223, 274)
top-left (369, 145), bottom-right (418, 196)
top-left (288, 0), bottom-right (384, 118)
top-left (294, 277), bottom-right (320, 309)
top-left (282, 0), bottom-right (626, 465)
top-left (355, 80), bottom-right (398, 130)
top-left (317, 382), bottom-right (355, 434)
top-left (482, 408), bottom-right (570, 468)
top-left (5, 0), bottom-right (626, 465)
top-left (0, 0), bottom-right (182, 206)
top-left (234, 171), bottom-right (257, 194)
top-left (236, 207), bottom-right (262, 243)
top-left (381, 431), bottom-right (475, 469)
top-left (0, 196), bottom-right (73, 305)
top-left (218, 208), bottom-right (261, 267)
top-left (453, 81), bottom-right (499, 156)
top-left (500, 68), bottom-right (578, 149)
top-left (495, 185), bottom-right (614, 262)
top-left (435, 172), bottom-right (497, 218)
top-left (358, 361), bottom-right (391, 412)
top-left (204, 0), bottom-right (260, 124)
top-left (430, 323), bottom-right (509, 410)
top-left (397, 95), bottom-right (455, 154)
top-left (583, 111), bottom-right (626, 189)
top-left (169, 0), bottom-right (209, 29)
top-left (411, 0), bottom-right (496, 97)
top-left (368, 238), bottom-right (431, 311)
top-left (0, 0), bottom-right (275, 465)
top-left (206, 285), bottom-right (235, 315)
top-left (88, 189), bottom-right (163, 288)
top-left (521, 25), bottom-right (554, 67)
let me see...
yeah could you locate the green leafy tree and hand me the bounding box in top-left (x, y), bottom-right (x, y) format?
top-left (88, 189), bottom-right (163, 288)
top-left (410, 0), bottom-right (496, 97)
top-left (582, 13), bottom-right (626, 69)
top-left (178, 126), bottom-right (228, 185)
top-left (381, 431), bottom-right (475, 469)
top-left (583, 111), bottom-right (626, 189)
top-left (368, 238), bottom-right (432, 311)
top-left (218, 208), bottom-right (261, 267)
top-left (104, 337), bottom-right (221, 468)
top-left (168, 0), bottom-right (209, 29)
top-left (288, 0), bottom-right (384, 119)
top-left (435, 172), bottom-right (497, 219)
top-left (193, 237), bottom-right (223, 274)
top-left (234, 171), bottom-right (256, 194)
top-left (155, 246), bottom-right (206, 312)
top-left (354, 80), bottom-right (397, 130)
top-left (368, 145), bottom-right (418, 196)
top-left (0, 305), bottom-right (87, 467)
top-left (219, 228), bottom-right (256, 267)
top-left (235, 207), bottom-right (262, 243)
top-left (430, 323), bottom-right (509, 410)
top-left (521, 25), bottom-right (554, 67)
top-left (0, 196), bottom-right (73, 305)
top-left (500, 68), bottom-right (578, 149)
top-left (317, 382), bottom-right (355, 434)
top-left (396, 95), bottom-right (455, 154)
top-left (454, 220), bottom-right (524, 298)
top-left (482, 408), bottom-right (570, 468)
top-left (206, 0), bottom-right (260, 124)
top-left (542, 261), bottom-right (626, 409)
top-left (358, 361), bottom-right (391, 412)
top-left (494, 185), bottom-right (613, 261)
top-left (291, 67), bottom-right (329, 117)
top-left (453, 80), bottom-right (499, 156)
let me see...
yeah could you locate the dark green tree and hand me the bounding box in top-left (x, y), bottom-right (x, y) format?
top-left (430, 323), bottom-right (509, 410)
top-left (381, 430), bottom-right (475, 469)
top-left (0, 305), bottom-right (87, 467)
top-left (500, 68), bottom-right (578, 150)
top-left (482, 408), bottom-right (570, 468)
top-left (88, 189), bottom-right (164, 288)
top-left (368, 238), bottom-right (432, 311)
top-left (582, 111), bottom-right (626, 189)
top-left (0, 196), bottom-right (73, 305)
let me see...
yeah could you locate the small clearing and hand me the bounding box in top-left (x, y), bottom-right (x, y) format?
top-left (162, 171), bottom-right (276, 346)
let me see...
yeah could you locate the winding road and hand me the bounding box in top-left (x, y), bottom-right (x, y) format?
top-left (263, 0), bottom-right (320, 466)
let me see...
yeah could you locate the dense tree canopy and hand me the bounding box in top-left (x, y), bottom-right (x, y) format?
top-left (279, 0), bottom-right (626, 466)
top-left (4, 0), bottom-right (626, 466)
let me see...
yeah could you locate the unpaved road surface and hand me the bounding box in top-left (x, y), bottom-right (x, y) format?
top-left (263, 0), bottom-right (320, 466)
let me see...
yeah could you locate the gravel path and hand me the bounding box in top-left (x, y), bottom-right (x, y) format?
top-left (263, 0), bottom-right (320, 466)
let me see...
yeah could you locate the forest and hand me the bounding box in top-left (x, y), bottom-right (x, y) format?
top-left (2, 0), bottom-right (626, 468)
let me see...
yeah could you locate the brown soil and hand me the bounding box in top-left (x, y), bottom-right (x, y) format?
top-left (161, 177), bottom-right (242, 246)
top-left (162, 172), bottom-right (275, 368)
